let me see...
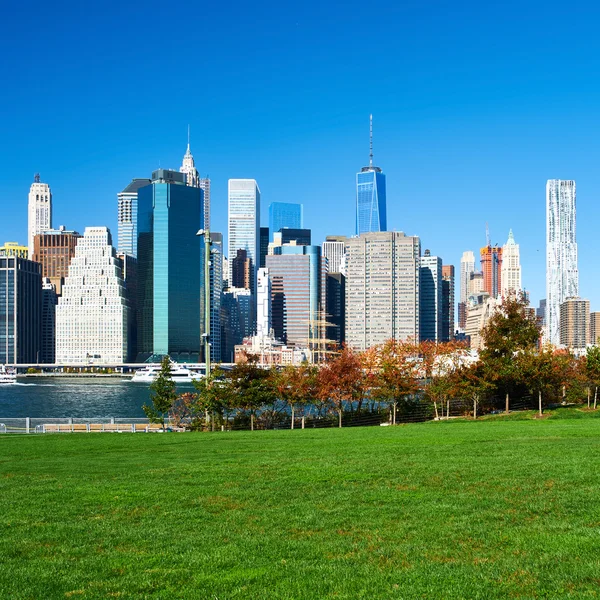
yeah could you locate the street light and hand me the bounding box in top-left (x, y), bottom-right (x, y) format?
top-left (196, 229), bottom-right (212, 379)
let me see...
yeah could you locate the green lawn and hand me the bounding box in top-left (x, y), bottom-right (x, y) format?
top-left (2, 413), bottom-right (600, 599)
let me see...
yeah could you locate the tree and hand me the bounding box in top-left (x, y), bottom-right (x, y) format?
top-left (585, 346), bottom-right (600, 409)
top-left (450, 361), bottom-right (493, 419)
top-left (272, 363), bottom-right (319, 429)
top-left (479, 292), bottom-right (541, 413)
top-left (318, 346), bottom-right (365, 427)
top-left (143, 356), bottom-right (177, 430)
top-left (192, 368), bottom-right (227, 430)
top-left (423, 341), bottom-right (470, 420)
top-left (517, 348), bottom-right (563, 416)
top-left (373, 340), bottom-right (419, 425)
top-left (222, 352), bottom-right (274, 430)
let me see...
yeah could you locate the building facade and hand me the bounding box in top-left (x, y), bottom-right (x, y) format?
top-left (32, 227), bottom-right (81, 295)
top-left (441, 265), bottom-right (455, 341)
top-left (480, 244), bottom-right (502, 299)
top-left (345, 231), bottom-right (420, 350)
top-left (326, 272), bottom-right (345, 346)
top-left (28, 174), bottom-right (52, 258)
top-left (559, 297), bottom-right (589, 350)
top-left (0, 257), bottom-right (41, 364)
top-left (420, 251), bottom-right (443, 342)
top-left (56, 228), bottom-right (131, 364)
top-left (0, 242), bottom-right (28, 259)
top-left (117, 178), bottom-right (151, 258)
top-left (590, 312), bottom-right (600, 346)
top-left (259, 227), bottom-right (269, 269)
top-left (266, 245), bottom-right (327, 348)
top-left (41, 278), bottom-right (57, 363)
top-left (501, 230), bottom-right (522, 298)
top-left (137, 169), bottom-right (204, 360)
top-left (322, 236), bottom-right (346, 274)
top-left (459, 250), bottom-right (475, 330)
top-left (228, 179), bottom-right (260, 295)
top-left (268, 202), bottom-right (303, 238)
top-left (278, 228), bottom-right (311, 246)
top-left (256, 267), bottom-right (271, 339)
top-left (546, 179), bottom-right (578, 347)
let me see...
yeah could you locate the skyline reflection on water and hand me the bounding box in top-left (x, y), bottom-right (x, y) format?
top-left (0, 377), bottom-right (196, 418)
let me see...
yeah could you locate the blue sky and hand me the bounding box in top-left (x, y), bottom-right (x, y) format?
top-left (2, 0), bottom-right (600, 308)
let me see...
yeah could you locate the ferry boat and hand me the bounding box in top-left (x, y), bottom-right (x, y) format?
top-left (131, 363), bottom-right (204, 383)
top-left (0, 366), bottom-right (17, 385)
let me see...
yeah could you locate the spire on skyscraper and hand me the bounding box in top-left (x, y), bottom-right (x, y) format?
top-left (369, 114), bottom-right (373, 167)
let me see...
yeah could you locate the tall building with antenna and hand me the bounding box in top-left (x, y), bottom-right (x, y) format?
top-left (356, 115), bottom-right (387, 236)
top-left (180, 127), bottom-right (211, 228)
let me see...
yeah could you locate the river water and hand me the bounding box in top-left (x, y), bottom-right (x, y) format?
top-left (0, 377), bottom-right (197, 418)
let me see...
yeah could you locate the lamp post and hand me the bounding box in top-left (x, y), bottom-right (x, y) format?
top-left (196, 229), bottom-right (212, 379)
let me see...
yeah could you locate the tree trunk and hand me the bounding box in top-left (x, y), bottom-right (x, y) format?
top-left (301, 416), bottom-right (305, 429)
top-left (447, 398), bottom-right (450, 420)
top-left (538, 390), bottom-right (543, 416)
top-left (338, 408), bottom-right (342, 428)
top-left (588, 387), bottom-right (591, 409)
top-left (291, 404), bottom-right (295, 430)
top-left (433, 400), bottom-right (439, 421)
top-left (562, 385), bottom-right (566, 404)
top-left (595, 387), bottom-right (598, 410)
top-left (393, 402), bottom-right (397, 426)
top-left (473, 396), bottom-right (477, 420)
top-left (251, 413), bottom-right (254, 431)
top-left (505, 392), bottom-right (509, 415)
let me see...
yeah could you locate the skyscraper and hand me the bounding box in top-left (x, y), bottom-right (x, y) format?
top-left (0, 242), bottom-right (28, 259)
top-left (441, 265), bottom-right (455, 341)
top-left (256, 267), bottom-right (271, 338)
top-left (559, 297), bottom-right (589, 350)
top-left (56, 227), bottom-right (131, 364)
top-left (501, 229), bottom-right (522, 297)
top-left (546, 179), bottom-right (578, 347)
top-left (33, 227), bottom-right (81, 295)
top-left (28, 174), bottom-right (52, 258)
top-left (137, 169), bottom-right (204, 360)
top-left (266, 245), bottom-right (327, 348)
top-left (346, 231), bottom-right (420, 350)
top-left (259, 227), bottom-right (269, 269)
top-left (480, 244), bottom-right (502, 299)
top-left (279, 228), bottom-right (311, 246)
top-left (117, 178), bottom-right (151, 258)
top-left (420, 251), bottom-right (443, 342)
top-left (459, 251), bottom-right (475, 330)
top-left (268, 202), bottom-right (303, 237)
top-left (0, 256), bottom-right (42, 364)
top-left (179, 133), bottom-right (211, 229)
top-left (356, 115), bottom-right (387, 236)
top-left (41, 278), bottom-right (57, 364)
top-left (322, 236), bottom-right (347, 274)
top-left (228, 179), bottom-right (260, 295)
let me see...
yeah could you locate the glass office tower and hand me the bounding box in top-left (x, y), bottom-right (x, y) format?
top-left (137, 170), bottom-right (204, 360)
top-left (0, 257), bottom-right (42, 363)
top-left (268, 202), bottom-right (303, 237)
top-left (356, 168), bottom-right (386, 235)
top-left (356, 115), bottom-right (387, 236)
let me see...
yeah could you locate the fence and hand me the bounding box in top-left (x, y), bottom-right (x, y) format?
top-left (0, 395), bottom-right (564, 434)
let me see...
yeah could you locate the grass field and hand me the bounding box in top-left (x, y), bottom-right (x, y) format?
top-left (2, 410), bottom-right (600, 599)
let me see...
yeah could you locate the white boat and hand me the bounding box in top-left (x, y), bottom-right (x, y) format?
top-left (131, 363), bottom-right (204, 383)
top-left (0, 366), bottom-right (17, 385)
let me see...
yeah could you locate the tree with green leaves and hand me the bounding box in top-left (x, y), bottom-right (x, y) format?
top-left (517, 347), bottom-right (563, 417)
top-left (192, 367), bottom-right (227, 431)
top-left (585, 345), bottom-right (600, 409)
top-left (479, 292), bottom-right (541, 413)
top-left (143, 356), bottom-right (177, 430)
top-left (222, 352), bottom-right (274, 430)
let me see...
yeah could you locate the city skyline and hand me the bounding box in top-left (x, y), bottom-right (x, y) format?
top-left (3, 2), bottom-right (600, 309)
